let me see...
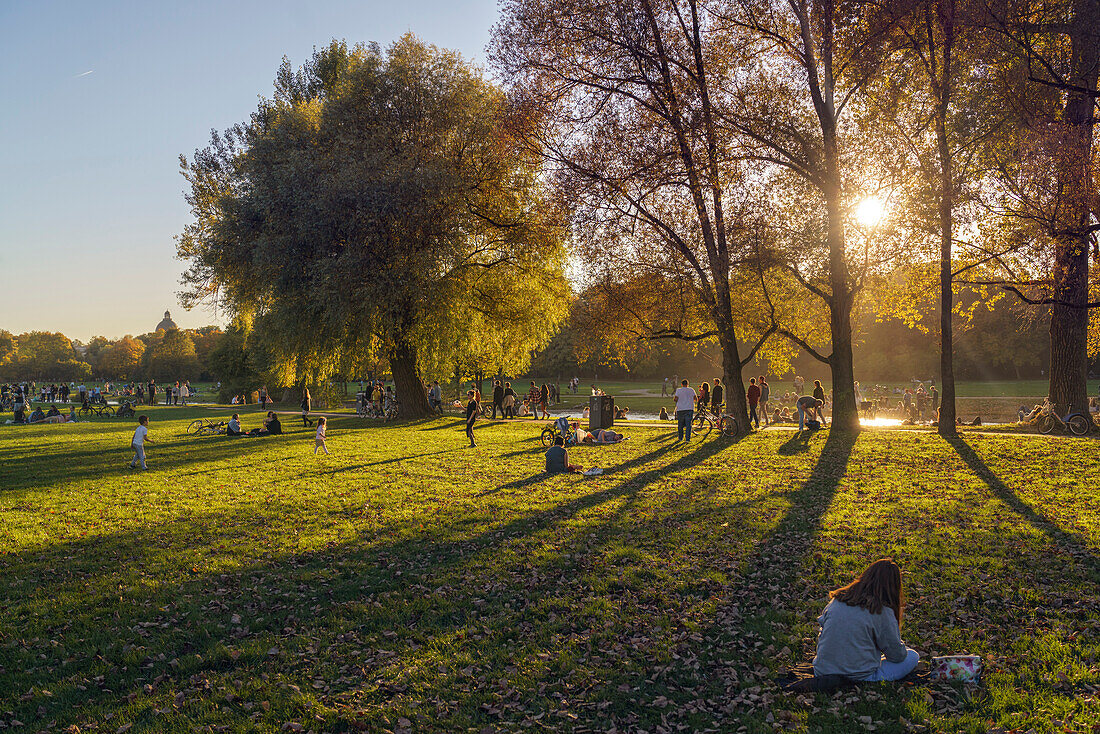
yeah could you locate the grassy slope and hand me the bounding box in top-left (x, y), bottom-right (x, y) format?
top-left (1, 408), bottom-right (1098, 733)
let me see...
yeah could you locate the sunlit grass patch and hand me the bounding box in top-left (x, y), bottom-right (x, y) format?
top-left (0, 410), bottom-right (1097, 732)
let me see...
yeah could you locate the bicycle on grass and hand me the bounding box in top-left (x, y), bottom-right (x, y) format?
top-left (187, 417), bottom-right (227, 436)
top-left (540, 416), bottom-right (579, 447)
top-left (1036, 398), bottom-right (1092, 436)
top-left (77, 401), bottom-right (114, 418)
top-left (693, 404), bottom-right (719, 434)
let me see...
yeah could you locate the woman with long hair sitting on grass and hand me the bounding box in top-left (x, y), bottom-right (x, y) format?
top-left (813, 558), bottom-right (919, 681)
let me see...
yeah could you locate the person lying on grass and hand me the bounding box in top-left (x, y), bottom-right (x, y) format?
top-left (813, 558), bottom-right (919, 682)
top-left (1018, 404), bottom-right (1042, 422)
top-left (42, 409), bottom-right (76, 424)
top-left (545, 435), bottom-right (583, 473)
top-left (577, 427), bottom-right (627, 444)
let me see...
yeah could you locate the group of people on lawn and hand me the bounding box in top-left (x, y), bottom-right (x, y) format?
top-left (665, 377), bottom-right (827, 440)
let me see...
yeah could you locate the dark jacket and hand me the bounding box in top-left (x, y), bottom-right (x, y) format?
top-left (493, 385), bottom-right (504, 403)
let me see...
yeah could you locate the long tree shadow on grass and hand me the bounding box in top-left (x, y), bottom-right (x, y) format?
top-left (947, 436), bottom-right (1100, 581)
top-left (777, 428), bottom-right (815, 455)
top-left (708, 428), bottom-right (858, 630)
top-left (484, 435), bottom-right (711, 494)
top-left (0, 428), bottom-right (292, 497)
top-left (1, 436), bottom-right (740, 731)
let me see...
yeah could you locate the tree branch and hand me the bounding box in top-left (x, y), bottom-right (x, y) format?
top-left (1003, 286), bottom-right (1100, 309)
top-left (777, 328), bottom-right (831, 364)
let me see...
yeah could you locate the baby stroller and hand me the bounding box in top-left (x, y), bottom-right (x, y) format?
top-left (540, 416), bottom-right (579, 448)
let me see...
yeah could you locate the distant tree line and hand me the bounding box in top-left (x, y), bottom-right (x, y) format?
top-left (0, 326), bottom-right (222, 383)
top-left (531, 282), bottom-right (1057, 383)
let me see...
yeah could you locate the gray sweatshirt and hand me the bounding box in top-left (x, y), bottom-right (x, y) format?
top-left (812, 599), bottom-right (907, 678)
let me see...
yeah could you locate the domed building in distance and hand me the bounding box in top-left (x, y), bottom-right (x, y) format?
top-left (156, 310), bottom-right (178, 332)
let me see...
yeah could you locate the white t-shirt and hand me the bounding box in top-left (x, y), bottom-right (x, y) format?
top-left (674, 386), bottom-right (697, 412)
top-left (132, 424), bottom-right (148, 446)
top-left (316, 423), bottom-right (326, 440)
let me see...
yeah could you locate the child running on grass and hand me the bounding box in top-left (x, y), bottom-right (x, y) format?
top-left (128, 415), bottom-right (155, 470)
top-left (314, 416), bottom-right (329, 455)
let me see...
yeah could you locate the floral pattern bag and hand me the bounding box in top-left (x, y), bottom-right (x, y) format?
top-left (930, 655), bottom-right (982, 682)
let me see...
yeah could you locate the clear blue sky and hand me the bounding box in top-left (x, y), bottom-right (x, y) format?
top-left (0, 0), bottom-right (498, 341)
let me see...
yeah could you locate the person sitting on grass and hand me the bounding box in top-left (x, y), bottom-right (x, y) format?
top-left (615, 406), bottom-right (630, 419)
top-left (251, 411), bottom-right (282, 436)
top-left (28, 405), bottom-right (46, 424)
top-left (813, 558), bottom-right (919, 682)
top-left (659, 406), bottom-right (671, 421)
top-left (227, 413), bottom-right (244, 436)
top-left (545, 435), bottom-right (583, 473)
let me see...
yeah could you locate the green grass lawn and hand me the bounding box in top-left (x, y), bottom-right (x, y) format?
top-left (1, 409), bottom-right (1098, 733)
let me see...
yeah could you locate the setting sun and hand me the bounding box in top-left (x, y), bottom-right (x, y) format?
top-left (854, 196), bottom-right (888, 227)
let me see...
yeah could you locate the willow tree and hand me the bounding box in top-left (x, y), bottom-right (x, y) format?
top-left (178, 37), bottom-right (569, 417)
top-left (493, 0), bottom-right (794, 435)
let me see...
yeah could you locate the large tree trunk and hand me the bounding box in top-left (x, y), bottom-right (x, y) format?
top-left (1047, 0), bottom-right (1098, 416)
top-left (938, 206), bottom-right (958, 435)
top-left (823, 183), bottom-right (860, 432)
top-left (718, 321), bottom-right (752, 435)
top-left (1049, 243), bottom-right (1090, 414)
top-left (390, 337), bottom-right (431, 418)
top-left (815, 11), bottom-right (860, 433)
top-left (935, 1), bottom-right (958, 438)
top-left (827, 293), bottom-right (860, 431)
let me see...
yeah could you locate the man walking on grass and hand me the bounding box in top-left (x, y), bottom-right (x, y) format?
top-left (129, 415), bottom-right (155, 470)
top-left (674, 379), bottom-right (696, 442)
top-left (492, 379), bottom-right (504, 419)
top-left (747, 378), bottom-right (761, 429)
top-left (759, 376), bottom-right (770, 427)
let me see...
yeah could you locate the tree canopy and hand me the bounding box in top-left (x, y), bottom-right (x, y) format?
top-left (178, 36), bottom-right (570, 416)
